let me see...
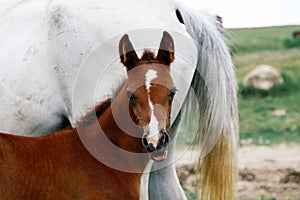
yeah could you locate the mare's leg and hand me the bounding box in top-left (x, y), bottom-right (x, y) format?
top-left (148, 112), bottom-right (187, 200)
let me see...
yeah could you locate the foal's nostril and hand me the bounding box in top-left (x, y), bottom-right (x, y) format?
top-left (142, 135), bottom-right (148, 147)
top-left (142, 131), bottom-right (170, 153)
top-left (157, 131), bottom-right (170, 149)
top-left (142, 135), bottom-right (156, 152)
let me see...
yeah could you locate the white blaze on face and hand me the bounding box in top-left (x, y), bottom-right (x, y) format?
top-left (145, 69), bottom-right (157, 91)
top-left (145, 69), bottom-right (160, 147)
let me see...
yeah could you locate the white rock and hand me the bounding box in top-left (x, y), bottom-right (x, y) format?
top-left (243, 65), bottom-right (284, 90)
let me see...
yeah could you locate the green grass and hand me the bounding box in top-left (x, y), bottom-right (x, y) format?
top-left (238, 65), bottom-right (300, 144)
top-left (185, 190), bottom-right (198, 200)
top-left (227, 25), bottom-right (300, 54)
top-left (229, 25), bottom-right (300, 145)
top-left (284, 37), bottom-right (300, 48)
top-left (177, 25), bottom-right (300, 146)
top-left (233, 48), bottom-right (300, 81)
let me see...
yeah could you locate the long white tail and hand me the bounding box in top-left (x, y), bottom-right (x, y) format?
top-left (176, 3), bottom-right (239, 200)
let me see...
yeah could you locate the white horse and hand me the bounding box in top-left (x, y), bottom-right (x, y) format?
top-left (0, 0), bottom-right (238, 199)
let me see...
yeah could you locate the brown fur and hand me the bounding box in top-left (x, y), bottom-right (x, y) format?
top-left (0, 130), bottom-right (143, 199)
top-left (0, 96), bottom-right (147, 200)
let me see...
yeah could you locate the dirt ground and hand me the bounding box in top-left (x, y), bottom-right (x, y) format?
top-left (175, 144), bottom-right (300, 199)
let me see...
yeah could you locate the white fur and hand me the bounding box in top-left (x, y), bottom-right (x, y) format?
top-left (147, 101), bottom-right (160, 146)
top-left (145, 69), bottom-right (160, 145)
top-left (0, 0), bottom-right (196, 136)
top-left (145, 69), bottom-right (157, 91)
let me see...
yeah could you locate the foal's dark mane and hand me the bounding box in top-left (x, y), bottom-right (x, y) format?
top-left (75, 98), bottom-right (112, 126)
top-left (94, 99), bottom-right (112, 118)
top-left (139, 50), bottom-right (157, 63)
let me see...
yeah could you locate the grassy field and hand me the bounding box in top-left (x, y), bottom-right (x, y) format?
top-left (231, 25), bottom-right (300, 145)
top-left (180, 25), bottom-right (300, 200)
top-left (178, 25), bottom-right (300, 146)
top-left (227, 25), bottom-right (300, 54)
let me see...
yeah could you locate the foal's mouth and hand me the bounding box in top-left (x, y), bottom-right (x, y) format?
top-left (142, 132), bottom-right (170, 162)
top-left (150, 149), bottom-right (168, 162)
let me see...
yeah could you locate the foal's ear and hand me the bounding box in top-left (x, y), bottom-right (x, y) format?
top-left (119, 34), bottom-right (139, 71)
top-left (156, 31), bottom-right (174, 66)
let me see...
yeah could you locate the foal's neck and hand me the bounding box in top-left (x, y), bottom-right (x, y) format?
top-left (83, 85), bottom-right (149, 173)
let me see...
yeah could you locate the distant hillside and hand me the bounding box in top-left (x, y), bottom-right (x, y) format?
top-left (226, 25), bottom-right (300, 54)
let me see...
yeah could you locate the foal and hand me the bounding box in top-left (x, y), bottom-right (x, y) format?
top-left (0, 32), bottom-right (176, 199)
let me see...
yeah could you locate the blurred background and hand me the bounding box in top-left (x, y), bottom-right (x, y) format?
top-left (175, 1), bottom-right (300, 199)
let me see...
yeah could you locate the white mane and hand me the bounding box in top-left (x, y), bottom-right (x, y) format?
top-left (177, 2), bottom-right (239, 199)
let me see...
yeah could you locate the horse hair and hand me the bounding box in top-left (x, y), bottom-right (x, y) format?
top-left (177, 3), bottom-right (239, 200)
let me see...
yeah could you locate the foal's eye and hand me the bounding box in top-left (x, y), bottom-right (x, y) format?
top-left (126, 90), bottom-right (135, 102)
top-left (169, 88), bottom-right (177, 98)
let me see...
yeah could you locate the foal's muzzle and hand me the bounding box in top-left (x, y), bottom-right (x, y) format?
top-left (142, 130), bottom-right (170, 162)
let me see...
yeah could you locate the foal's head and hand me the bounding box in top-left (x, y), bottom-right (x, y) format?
top-left (119, 32), bottom-right (176, 161)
